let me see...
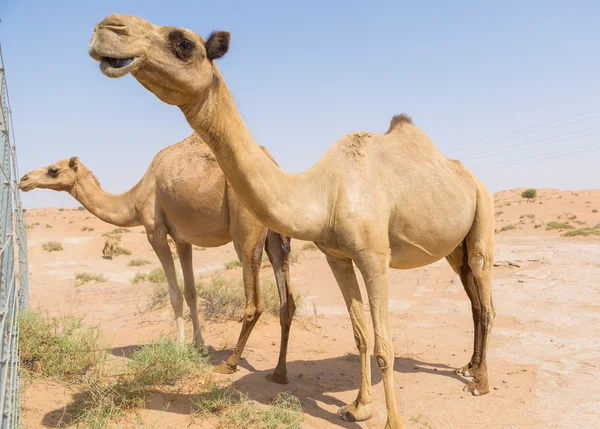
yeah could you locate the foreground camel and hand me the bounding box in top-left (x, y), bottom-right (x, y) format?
top-left (18, 134), bottom-right (296, 383)
top-left (89, 15), bottom-right (495, 428)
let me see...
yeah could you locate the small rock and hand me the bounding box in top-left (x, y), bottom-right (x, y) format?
top-left (298, 373), bottom-right (303, 378)
top-left (503, 380), bottom-right (508, 384)
top-left (494, 387), bottom-right (499, 390)
top-left (317, 374), bottom-right (322, 380)
top-left (434, 368), bottom-right (438, 371)
top-left (271, 341), bottom-right (276, 346)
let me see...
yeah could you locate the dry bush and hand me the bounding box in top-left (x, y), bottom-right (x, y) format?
top-left (42, 241), bottom-right (63, 252)
top-left (75, 272), bottom-right (108, 286)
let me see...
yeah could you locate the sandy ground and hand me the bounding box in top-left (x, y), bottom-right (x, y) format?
top-left (19, 189), bottom-right (600, 429)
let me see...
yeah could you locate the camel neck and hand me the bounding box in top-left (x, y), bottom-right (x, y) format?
top-left (69, 166), bottom-right (141, 227)
top-left (181, 70), bottom-right (328, 241)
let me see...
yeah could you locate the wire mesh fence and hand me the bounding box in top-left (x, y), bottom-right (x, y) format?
top-left (0, 44), bottom-right (30, 429)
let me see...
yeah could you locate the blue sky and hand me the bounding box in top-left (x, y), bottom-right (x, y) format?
top-left (2, 1), bottom-right (599, 208)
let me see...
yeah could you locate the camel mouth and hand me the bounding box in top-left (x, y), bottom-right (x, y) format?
top-left (18, 181), bottom-right (35, 192)
top-left (106, 57), bottom-right (134, 68)
top-left (99, 56), bottom-right (141, 78)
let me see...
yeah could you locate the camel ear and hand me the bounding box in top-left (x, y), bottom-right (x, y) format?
top-left (69, 157), bottom-right (79, 171)
top-left (206, 31), bottom-right (230, 60)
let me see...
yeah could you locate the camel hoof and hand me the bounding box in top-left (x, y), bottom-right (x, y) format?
top-left (337, 402), bottom-right (372, 422)
top-left (463, 378), bottom-right (489, 396)
top-left (266, 372), bottom-right (289, 385)
top-left (456, 363), bottom-right (474, 377)
top-left (213, 363), bottom-right (237, 375)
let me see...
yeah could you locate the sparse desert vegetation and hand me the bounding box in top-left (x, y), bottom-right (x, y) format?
top-left (81, 226), bottom-right (95, 232)
top-left (75, 272), bottom-right (108, 286)
top-left (18, 312), bottom-right (108, 380)
top-left (128, 258), bottom-right (151, 267)
top-left (224, 259), bottom-right (242, 270)
top-left (196, 274), bottom-right (303, 321)
top-left (546, 221), bottom-right (575, 230)
top-left (42, 241), bottom-right (63, 252)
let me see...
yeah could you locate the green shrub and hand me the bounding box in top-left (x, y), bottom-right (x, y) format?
top-left (45, 224), bottom-right (52, 229)
top-left (521, 189), bottom-right (537, 200)
top-left (547, 221), bottom-right (575, 230)
top-left (78, 206), bottom-right (85, 211)
top-left (81, 226), bottom-right (95, 232)
top-left (147, 267), bottom-right (166, 283)
top-left (127, 338), bottom-right (209, 386)
top-left (500, 224), bottom-right (516, 232)
top-left (562, 227), bottom-right (600, 237)
top-left (18, 312), bottom-right (108, 380)
top-left (113, 246), bottom-right (132, 256)
top-left (194, 390), bottom-right (304, 429)
top-left (59, 208), bottom-right (65, 212)
top-left (130, 272), bottom-right (147, 284)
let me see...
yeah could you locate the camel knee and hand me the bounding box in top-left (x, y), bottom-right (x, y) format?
top-left (374, 339), bottom-right (393, 371)
top-left (468, 252), bottom-right (486, 276)
top-left (244, 305), bottom-right (263, 323)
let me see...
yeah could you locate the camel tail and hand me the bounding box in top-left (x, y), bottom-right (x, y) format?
top-left (385, 113), bottom-right (413, 134)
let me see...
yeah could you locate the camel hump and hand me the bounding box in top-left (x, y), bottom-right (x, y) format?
top-left (386, 113), bottom-right (413, 134)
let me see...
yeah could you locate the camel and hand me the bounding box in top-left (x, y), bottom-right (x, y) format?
top-left (88, 15), bottom-right (496, 428)
top-left (18, 134), bottom-right (297, 384)
top-left (102, 236), bottom-right (115, 259)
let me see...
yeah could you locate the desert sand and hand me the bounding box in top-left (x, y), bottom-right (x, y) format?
top-left (20, 189), bottom-right (600, 428)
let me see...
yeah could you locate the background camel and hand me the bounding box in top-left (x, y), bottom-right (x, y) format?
top-left (18, 133), bottom-right (297, 384)
top-left (89, 15), bottom-right (495, 428)
top-left (102, 236), bottom-right (115, 259)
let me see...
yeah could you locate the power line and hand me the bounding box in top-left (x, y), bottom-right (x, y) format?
top-left (476, 143), bottom-right (600, 171)
top-left (455, 108), bottom-right (600, 150)
top-left (460, 126), bottom-right (600, 161)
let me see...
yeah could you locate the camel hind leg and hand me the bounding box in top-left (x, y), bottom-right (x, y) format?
top-left (264, 230), bottom-right (296, 385)
top-left (446, 186), bottom-right (495, 396)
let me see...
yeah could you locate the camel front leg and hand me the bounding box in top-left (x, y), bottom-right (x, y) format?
top-left (176, 242), bottom-right (204, 349)
top-left (326, 255), bottom-right (373, 423)
top-left (264, 231), bottom-right (295, 385)
top-left (213, 240), bottom-right (264, 374)
top-left (355, 253), bottom-right (403, 429)
top-left (147, 226), bottom-right (185, 345)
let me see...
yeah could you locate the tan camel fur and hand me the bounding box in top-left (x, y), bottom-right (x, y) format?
top-left (19, 134), bottom-right (297, 383)
top-left (89, 15), bottom-right (496, 428)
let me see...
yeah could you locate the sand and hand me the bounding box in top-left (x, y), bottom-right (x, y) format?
top-left (19, 189), bottom-right (600, 428)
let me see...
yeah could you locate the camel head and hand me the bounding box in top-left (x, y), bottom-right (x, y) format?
top-left (88, 14), bottom-right (230, 107)
top-left (19, 157), bottom-right (81, 193)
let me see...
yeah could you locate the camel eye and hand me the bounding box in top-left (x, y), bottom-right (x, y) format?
top-left (48, 167), bottom-right (59, 176)
top-left (179, 39), bottom-right (194, 50)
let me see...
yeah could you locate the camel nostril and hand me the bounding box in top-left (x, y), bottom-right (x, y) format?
top-left (20, 175), bottom-right (28, 182)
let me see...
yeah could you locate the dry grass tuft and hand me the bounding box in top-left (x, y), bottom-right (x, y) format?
top-left (42, 241), bottom-right (63, 252)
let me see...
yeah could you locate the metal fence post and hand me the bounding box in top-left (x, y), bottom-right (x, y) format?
top-left (0, 43), bottom-right (29, 429)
